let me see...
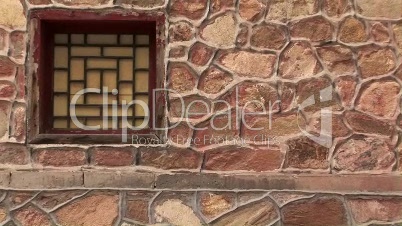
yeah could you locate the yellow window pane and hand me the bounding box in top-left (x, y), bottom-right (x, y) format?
top-left (87, 94), bottom-right (116, 104)
top-left (54, 119), bottom-right (68, 129)
top-left (119, 120), bottom-right (134, 129)
top-left (87, 71), bottom-right (101, 89)
top-left (135, 47), bottom-right (149, 68)
top-left (119, 60), bottom-right (133, 81)
top-left (71, 47), bottom-right (101, 56)
top-left (87, 34), bottom-right (117, 44)
top-left (54, 47), bottom-right (68, 68)
top-left (135, 72), bottom-right (149, 92)
top-left (53, 95), bottom-right (68, 116)
top-left (70, 83), bottom-right (84, 95)
top-left (70, 59), bottom-right (84, 80)
top-left (71, 34), bottom-right (84, 44)
top-left (86, 119), bottom-right (103, 127)
top-left (103, 71), bottom-right (117, 90)
top-left (120, 95), bottom-right (133, 104)
top-left (107, 107), bottom-right (133, 117)
top-left (54, 71), bottom-right (68, 92)
top-left (87, 59), bottom-right (117, 69)
top-left (135, 119), bottom-right (148, 129)
top-left (135, 95), bottom-right (149, 117)
top-left (55, 34), bottom-right (68, 44)
top-left (73, 107), bottom-right (101, 117)
top-left (71, 94), bottom-right (84, 104)
top-left (119, 83), bottom-right (133, 95)
top-left (120, 35), bottom-right (133, 45)
top-left (136, 35), bottom-right (149, 45)
top-left (104, 47), bottom-right (133, 57)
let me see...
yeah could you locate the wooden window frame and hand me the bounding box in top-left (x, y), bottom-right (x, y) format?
top-left (28, 9), bottom-right (166, 144)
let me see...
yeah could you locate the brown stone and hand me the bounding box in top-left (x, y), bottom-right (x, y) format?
top-left (0, 0), bottom-right (26, 29)
top-left (317, 45), bottom-right (355, 76)
top-left (279, 42), bottom-right (322, 79)
top-left (393, 23), bottom-right (402, 54)
top-left (204, 146), bottom-right (283, 172)
top-left (169, 46), bottom-right (186, 58)
top-left (0, 57), bottom-right (16, 78)
top-left (266, 0), bottom-right (319, 22)
top-left (200, 14), bottom-right (237, 48)
top-left (348, 197), bottom-right (402, 224)
top-left (334, 135), bottom-right (395, 172)
top-left (0, 143), bottom-right (28, 165)
top-left (55, 193), bottom-right (119, 226)
top-left (356, 80), bottom-right (400, 119)
top-left (0, 207), bottom-right (6, 223)
top-left (270, 192), bottom-right (313, 206)
top-left (279, 82), bottom-right (296, 112)
top-left (90, 147), bottom-right (135, 167)
top-left (237, 192), bottom-right (266, 204)
top-left (335, 76), bottom-right (357, 108)
top-left (28, 0), bottom-right (52, 4)
top-left (125, 192), bottom-right (156, 224)
top-left (212, 199), bottom-right (279, 226)
top-left (239, 0), bottom-right (266, 21)
top-left (15, 66), bottom-right (25, 100)
top-left (189, 42), bottom-right (214, 66)
top-left (236, 23), bottom-right (249, 47)
top-left (168, 63), bottom-right (197, 93)
top-left (199, 192), bottom-right (236, 219)
top-left (170, 0), bottom-right (208, 20)
top-left (168, 122), bottom-right (192, 145)
top-left (139, 147), bottom-right (202, 170)
top-left (54, 0), bottom-right (109, 5)
top-left (339, 17), bottom-right (367, 43)
top-left (210, 0), bottom-right (235, 13)
top-left (308, 113), bottom-right (350, 138)
top-left (10, 103), bottom-right (26, 142)
top-left (198, 66), bottom-right (233, 94)
top-left (356, 0), bottom-right (402, 19)
top-left (357, 46), bottom-right (396, 78)
top-left (399, 142), bottom-right (402, 172)
top-left (14, 206), bottom-right (51, 226)
top-left (0, 101), bottom-right (11, 138)
top-left (345, 111), bottom-right (394, 136)
top-left (33, 148), bottom-right (87, 167)
top-left (251, 24), bottom-right (287, 50)
top-left (5, 192), bottom-right (36, 208)
top-left (0, 29), bottom-right (6, 51)
top-left (115, 0), bottom-right (165, 7)
top-left (0, 81), bottom-right (16, 99)
top-left (9, 31), bottom-right (25, 61)
top-left (371, 22), bottom-right (390, 43)
top-left (169, 22), bottom-right (194, 42)
top-left (285, 136), bottom-right (329, 170)
top-left (169, 95), bottom-right (212, 119)
top-left (34, 191), bottom-right (85, 210)
top-left (218, 50), bottom-right (276, 78)
top-left (282, 197), bottom-right (348, 226)
top-left (290, 16), bottom-right (333, 42)
top-left (323, 0), bottom-right (351, 17)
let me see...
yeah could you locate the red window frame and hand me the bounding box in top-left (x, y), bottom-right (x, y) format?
top-left (28, 9), bottom-right (165, 144)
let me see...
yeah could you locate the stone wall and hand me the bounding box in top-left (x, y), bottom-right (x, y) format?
top-left (0, 0), bottom-right (401, 225)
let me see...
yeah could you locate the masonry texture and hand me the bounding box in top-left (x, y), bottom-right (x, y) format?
top-left (0, 0), bottom-right (401, 225)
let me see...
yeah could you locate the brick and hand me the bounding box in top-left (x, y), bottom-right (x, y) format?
top-left (90, 147), bottom-right (135, 167)
top-left (84, 171), bottom-right (154, 188)
top-left (33, 148), bottom-right (87, 167)
top-left (10, 171), bottom-right (83, 189)
top-left (0, 144), bottom-right (29, 165)
top-left (139, 147), bottom-right (202, 170)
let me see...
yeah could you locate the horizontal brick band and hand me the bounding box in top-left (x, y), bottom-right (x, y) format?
top-left (0, 171), bottom-right (401, 193)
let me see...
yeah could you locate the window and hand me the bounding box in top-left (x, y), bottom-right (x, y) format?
top-left (28, 10), bottom-right (165, 144)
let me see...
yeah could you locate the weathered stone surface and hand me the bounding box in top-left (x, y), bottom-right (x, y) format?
top-left (169, 46), bottom-right (186, 58)
top-left (334, 136), bottom-right (395, 172)
top-left (34, 191), bottom-right (85, 210)
top-left (357, 46), bottom-right (396, 78)
top-left (15, 66), bottom-right (25, 100)
top-left (199, 192), bottom-right (235, 219)
top-left (9, 31), bottom-right (25, 62)
top-left (10, 103), bottom-right (25, 142)
top-left (0, 207), bottom-right (6, 223)
top-left (285, 136), bottom-right (329, 170)
top-left (279, 82), bottom-right (296, 111)
top-left (356, 0), bottom-right (402, 19)
top-left (0, 101), bottom-right (11, 138)
top-left (14, 206), bottom-right (51, 226)
top-left (115, 0), bottom-right (165, 7)
top-left (348, 197), bottom-right (402, 224)
top-left (279, 42), bottom-right (322, 79)
top-left (335, 76), bottom-right (357, 108)
top-left (219, 50), bottom-right (276, 78)
top-left (239, 0), bottom-right (266, 21)
top-left (323, 0), bottom-right (351, 17)
top-left (0, 81), bottom-right (16, 99)
top-left (0, 144), bottom-right (28, 165)
top-left (139, 148), bottom-right (202, 170)
top-left (168, 63), bottom-right (197, 93)
top-left (170, 0), bottom-right (208, 20)
top-left (0, 0), bottom-right (26, 29)
top-left (90, 147), bottom-right (135, 167)
top-left (212, 199), bottom-right (279, 226)
top-left (345, 111), bottom-right (394, 136)
top-left (199, 66), bottom-right (233, 94)
top-left (271, 192), bottom-right (313, 206)
top-left (308, 113), bottom-right (350, 138)
top-left (169, 22), bottom-right (194, 42)
top-left (251, 24), bottom-right (287, 50)
top-left (317, 45), bottom-right (355, 76)
top-left (33, 148), bottom-right (87, 167)
top-left (168, 122), bottom-right (192, 145)
top-left (356, 80), bottom-right (400, 119)
top-left (237, 192), bottom-right (266, 204)
top-left (28, 0), bottom-right (52, 5)
top-left (282, 197), bottom-right (348, 226)
top-left (154, 198), bottom-right (202, 225)
top-left (339, 17), bottom-right (367, 43)
top-left (55, 193), bottom-right (119, 226)
top-left (169, 95), bottom-right (212, 119)
top-left (0, 57), bottom-right (16, 78)
top-left (201, 14), bottom-right (237, 48)
top-left (266, 0), bottom-right (319, 22)
top-left (393, 23), bottom-right (402, 53)
top-left (236, 23), bottom-right (249, 47)
top-left (125, 192), bottom-right (156, 224)
top-left (290, 16), bottom-right (333, 42)
top-left (0, 29), bottom-right (7, 51)
top-left (54, 0), bottom-right (109, 6)
top-left (5, 192), bottom-right (36, 208)
top-left (189, 42), bottom-right (214, 66)
top-left (371, 22), bottom-right (390, 43)
top-left (399, 142), bottom-right (402, 172)
top-left (204, 146), bottom-right (283, 172)
top-left (210, 0), bottom-right (235, 13)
